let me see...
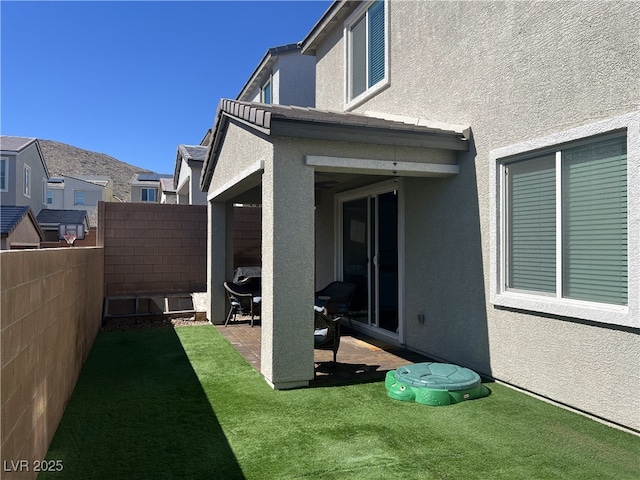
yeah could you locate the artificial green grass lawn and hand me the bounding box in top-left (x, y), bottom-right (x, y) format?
top-left (41, 325), bottom-right (639, 479)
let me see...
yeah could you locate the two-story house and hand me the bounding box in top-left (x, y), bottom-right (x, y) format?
top-left (46, 174), bottom-right (114, 227)
top-left (200, 1), bottom-right (640, 432)
top-left (1, 136), bottom-right (49, 214)
top-left (0, 136), bottom-right (49, 248)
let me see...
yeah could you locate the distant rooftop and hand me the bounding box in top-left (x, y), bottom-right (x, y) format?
top-left (0, 136), bottom-right (37, 153)
top-left (1, 206), bottom-right (30, 234)
top-left (36, 209), bottom-right (89, 226)
top-left (134, 173), bottom-right (173, 183)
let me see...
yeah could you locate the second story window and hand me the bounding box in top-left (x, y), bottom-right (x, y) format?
top-left (23, 165), bottom-right (31, 198)
top-left (345, 0), bottom-right (388, 108)
top-left (141, 188), bottom-right (157, 202)
top-left (261, 79), bottom-right (272, 104)
top-left (74, 190), bottom-right (85, 205)
top-left (47, 189), bottom-right (54, 205)
top-left (0, 158), bottom-right (7, 191)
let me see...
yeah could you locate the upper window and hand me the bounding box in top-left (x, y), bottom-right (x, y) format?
top-left (74, 190), bottom-right (85, 205)
top-left (23, 165), bottom-right (31, 198)
top-left (345, 0), bottom-right (388, 109)
top-left (491, 112), bottom-right (639, 329)
top-left (47, 189), bottom-right (54, 205)
top-left (261, 79), bottom-right (272, 104)
top-left (0, 157), bottom-right (7, 191)
top-left (141, 188), bottom-right (157, 202)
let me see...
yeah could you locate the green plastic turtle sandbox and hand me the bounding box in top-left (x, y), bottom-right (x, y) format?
top-left (385, 362), bottom-right (490, 406)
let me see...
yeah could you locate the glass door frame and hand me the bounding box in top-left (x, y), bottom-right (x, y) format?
top-left (335, 179), bottom-right (405, 345)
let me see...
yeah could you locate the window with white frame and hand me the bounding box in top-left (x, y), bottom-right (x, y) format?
top-left (491, 112), bottom-right (640, 329)
top-left (74, 190), bottom-right (85, 205)
top-left (47, 189), bottom-right (54, 205)
top-left (261, 78), bottom-right (272, 104)
top-left (345, 0), bottom-right (388, 108)
top-left (0, 157), bottom-right (7, 191)
top-left (141, 188), bottom-right (157, 202)
top-left (23, 165), bottom-right (31, 198)
top-left (504, 134), bottom-right (627, 306)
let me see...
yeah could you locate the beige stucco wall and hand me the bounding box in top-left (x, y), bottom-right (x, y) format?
top-left (313, 1), bottom-right (640, 430)
top-left (5, 216), bottom-right (41, 249)
top-left (207, 121), bottom-right (273, 200)
top-left (1, 247), bottom-right (104, 478)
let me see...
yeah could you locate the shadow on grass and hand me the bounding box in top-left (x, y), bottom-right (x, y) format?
top-left (40, 328), bottom-right (245, 480)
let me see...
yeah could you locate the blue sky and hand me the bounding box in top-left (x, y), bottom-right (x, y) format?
top-left (1, 0), bottom-right (332, 174)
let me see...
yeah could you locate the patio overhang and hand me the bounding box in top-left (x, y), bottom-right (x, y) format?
top-left (200, 99), bottom-right (469, 193)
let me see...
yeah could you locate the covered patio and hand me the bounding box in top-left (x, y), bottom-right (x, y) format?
top-left (201, 99), bottom-right (469, 390)
top-left (215, 320), bottom-right (431, 387)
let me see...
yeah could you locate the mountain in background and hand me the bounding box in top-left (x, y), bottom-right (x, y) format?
top-left (39, 140), bottom-right (153, 202)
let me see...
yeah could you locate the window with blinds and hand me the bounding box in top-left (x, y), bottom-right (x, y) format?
top-left (347, 0), bottom-right (386, 103)
top-left (504, 134), bottom-right (627, 306)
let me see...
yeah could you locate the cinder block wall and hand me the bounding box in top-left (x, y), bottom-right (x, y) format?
top-left (233, 206), bottom-right (261, 267)
top-left (0, 247), bottom-right (104, 478)
top-left (98, 202), bottom-right (207, 296)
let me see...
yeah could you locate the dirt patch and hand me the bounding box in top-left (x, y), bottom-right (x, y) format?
top-left (101, 314), bottom-right (210, 332)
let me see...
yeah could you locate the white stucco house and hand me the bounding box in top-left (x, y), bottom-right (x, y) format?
top-left (200, 0), bottom-right (640, 432)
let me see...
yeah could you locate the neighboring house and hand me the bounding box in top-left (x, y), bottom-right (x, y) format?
top-left (172, 145), bottom-right (207, 205)
top-left (159, 177), bottom-right (177, 204)
top-left (200, 0), bottom-right (640, 433)
top-left (236, 43), bottom-right (315, 107)
top-left (36, 209), bottom-right (90, 243)
top-left (0, 205), bottom-right (43, 249)
top-left (46, 174), bottom-right (114, 227)
top-left (0, 136), bottom-right (50, 214)
top-left (130, 173), bottom-right (173, 203)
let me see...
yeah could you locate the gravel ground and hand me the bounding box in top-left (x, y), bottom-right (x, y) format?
top-left (101, 314), bottom-right (210, 332)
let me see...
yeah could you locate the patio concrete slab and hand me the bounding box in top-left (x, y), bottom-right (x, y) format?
top-left (215, 320), bottom-right (432, 387)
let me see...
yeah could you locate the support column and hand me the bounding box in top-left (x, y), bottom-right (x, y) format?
top-left (207, 199), bottom-right (231, 324)
top-left (261, 144), bottom-right (315, 389)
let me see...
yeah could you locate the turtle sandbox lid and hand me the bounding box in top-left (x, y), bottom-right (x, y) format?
top-left (385, 362), bottom-right (490, 406)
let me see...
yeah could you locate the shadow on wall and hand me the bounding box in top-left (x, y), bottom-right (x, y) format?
top-left (404, 137), bottom-right (492, 375)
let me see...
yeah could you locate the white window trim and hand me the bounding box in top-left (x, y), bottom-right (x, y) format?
top-left (46, 189), bottom-right (54, 205)
top-left (0, 157), bottom-right (8, 192)
top-left (23, 164), bottom-right (31, 198)
top-left (260, 76), bottom-right (272, 104)
top-left (343, 0), bottom-right (390, 111)
top-left (490, 111), bottom-right (640, 329)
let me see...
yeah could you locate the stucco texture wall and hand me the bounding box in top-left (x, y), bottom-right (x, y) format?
top-left (1, 248), bottom-right (104, 478)
top-left (314, 1), bottom-right (640, 430)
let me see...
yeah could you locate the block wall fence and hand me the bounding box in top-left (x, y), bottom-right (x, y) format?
top-left (0, 247), bottom-right (104, 479)
top-left (98, 202), bottom-right (208, 297)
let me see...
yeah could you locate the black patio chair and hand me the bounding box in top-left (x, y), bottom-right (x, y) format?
top-left (223, 281), bottom-right (261, 327)
top-left (314, 281), bottom-right (356, 325)
top-left (314, 308), bottom-right (343, 364)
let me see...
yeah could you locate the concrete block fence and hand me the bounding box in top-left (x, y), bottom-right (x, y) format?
top-left (1, 247), bottom-right (104, 479)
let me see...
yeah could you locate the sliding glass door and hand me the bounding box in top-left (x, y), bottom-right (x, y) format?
top-left (340, 187), bottom-right (399, 335)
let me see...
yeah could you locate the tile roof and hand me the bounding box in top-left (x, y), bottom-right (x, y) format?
top-left (0, 136), bottom-right (37, 152)
top-left (36, 209), bottom-right (89, 226)
top-left (202, 99), bottom-right (469, 190)
top-left (1, 205), bottom-right (30, 234)
top-left (159, 177), bottom-right (176, 192)
top-left (179, 145), bottom-right (207, 162)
